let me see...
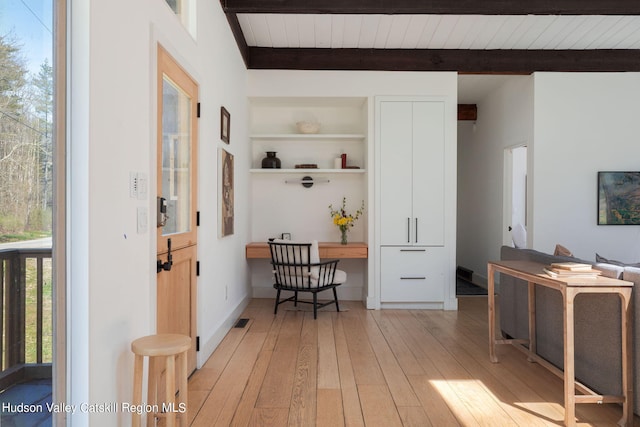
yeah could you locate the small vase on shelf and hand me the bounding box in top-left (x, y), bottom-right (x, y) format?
top-left (261, 151), bottom-right (281, 168)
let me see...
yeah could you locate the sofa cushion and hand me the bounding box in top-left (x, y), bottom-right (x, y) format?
top-left (593, 263), bottom-right (624, 279)
top-left (596, 253), bottom-right (640, 268)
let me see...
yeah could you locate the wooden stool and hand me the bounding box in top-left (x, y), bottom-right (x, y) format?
top-left (131, 334), bottom-right (191, 427)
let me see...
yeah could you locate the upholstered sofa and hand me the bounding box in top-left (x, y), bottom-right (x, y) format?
top-left (498, 245), bottom-right (640, 413)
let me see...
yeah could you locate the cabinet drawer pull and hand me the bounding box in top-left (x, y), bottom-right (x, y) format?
top-left (401, 277), bottom-right (426, 280)
top-left (400, 249), bottom-right (426, 252)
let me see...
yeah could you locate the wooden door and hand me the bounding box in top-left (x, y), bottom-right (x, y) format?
top-left (156, 45), bottom-right (198, 374)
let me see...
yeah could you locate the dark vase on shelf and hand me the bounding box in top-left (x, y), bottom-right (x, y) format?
top-left (261, 151), bottom-right (281, 168)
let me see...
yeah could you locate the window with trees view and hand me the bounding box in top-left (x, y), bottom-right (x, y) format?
top-left (0, 28), bottom-right (53, 242)
top-left (0, 1), bottom-right (56, 424)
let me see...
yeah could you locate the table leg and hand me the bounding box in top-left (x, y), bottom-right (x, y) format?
top-left (564, 288), bottom-right (577, 427)
top-left (619, 289), bottom-right (633, 427)
top-left (488, 264), bottom-right (498, 363)
top-left (527, 281), bottom-right (536, 362)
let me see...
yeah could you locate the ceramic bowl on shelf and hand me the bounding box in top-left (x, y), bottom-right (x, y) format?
top-left (296, 121), bottom-right (321, 134)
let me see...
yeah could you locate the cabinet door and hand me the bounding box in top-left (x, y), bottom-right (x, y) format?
top-left (379, 101), bottom-right (413, 245)
top-left (412, 101), bottom-right (445, 246)
top-left (380, 247), bottom-right (445, 302)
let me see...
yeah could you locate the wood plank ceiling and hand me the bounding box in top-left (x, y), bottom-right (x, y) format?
top-left (220, 0), bottom-right (640, 73)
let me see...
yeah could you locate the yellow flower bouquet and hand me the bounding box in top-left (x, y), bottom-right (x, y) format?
top-left (328, 197), bottom-right (365, 245)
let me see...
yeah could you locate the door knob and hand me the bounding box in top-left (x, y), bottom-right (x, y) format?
top-left (157, 238), bottom-right (173, 273)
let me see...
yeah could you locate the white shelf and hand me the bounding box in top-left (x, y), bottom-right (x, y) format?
top-left (250, 133), bottom-right (365, 140)
top-left (250, 168), bottom-right (366, 174)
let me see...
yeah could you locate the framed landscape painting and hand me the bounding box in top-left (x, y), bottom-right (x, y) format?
top-left (598, 171), bottom-right (640, 225)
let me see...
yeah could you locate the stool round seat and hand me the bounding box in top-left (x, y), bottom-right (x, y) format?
top-left (131, 333), bottom-right (191, 357)
top-left (131, 333), bottom-right (191, 427)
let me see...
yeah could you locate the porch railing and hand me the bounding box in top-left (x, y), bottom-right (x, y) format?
top-left (0, 247), bottom-right (53, 387)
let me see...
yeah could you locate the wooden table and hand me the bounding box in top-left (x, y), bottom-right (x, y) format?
top-left (487, 260), bottom-right (634, 427)
top-left (245, 242), bottom-right (368, 259)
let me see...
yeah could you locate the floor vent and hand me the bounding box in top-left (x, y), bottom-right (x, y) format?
top-left (234, 318), bottom-right (249, 328)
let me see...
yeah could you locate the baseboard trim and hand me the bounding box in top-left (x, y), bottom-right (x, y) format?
top-left (381, 302), bottom-right (445, 309)
top-left (197, 295), bottom-right (251, 368)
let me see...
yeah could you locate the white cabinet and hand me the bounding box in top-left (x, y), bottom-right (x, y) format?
top-left (379, 100), bottom-right (444, 246)
top-left (380, 247), bottom-right (445, 302)
top-left (376, 97), bottom-right (451, 306)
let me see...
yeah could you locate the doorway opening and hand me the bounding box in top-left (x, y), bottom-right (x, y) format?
top-left (503, 144), bottom-right (528, 247)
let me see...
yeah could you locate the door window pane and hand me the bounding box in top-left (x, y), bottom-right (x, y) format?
top-left (161, 76), bottom-right (192, 236)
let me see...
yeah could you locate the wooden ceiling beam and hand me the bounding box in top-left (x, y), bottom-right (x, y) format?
top-left (246, 48), bottom-right (640, 73)
top-left (224, 12), bottom-right (249, 67)
top-left (221, 0), bottom-right (640, 15)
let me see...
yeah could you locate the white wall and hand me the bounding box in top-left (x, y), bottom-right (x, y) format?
top-left (532, 72), bottom-right (640, 262)
top-left (68, 0), bottom-right (249, 425)
top-left (457, 72), bottom-right (640, 281)
top-left (457, 76), bottom-right (534, 282)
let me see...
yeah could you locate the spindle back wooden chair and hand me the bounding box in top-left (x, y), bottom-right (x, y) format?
top-left (268, 241), bottom-right (346, 319)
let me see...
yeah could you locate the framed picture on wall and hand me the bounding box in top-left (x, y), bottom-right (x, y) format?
top-left (598, 171), bottom-right (640, 225)
top-left (220, 106), bottom-right (230, 144)
top-left (219, 148), bottom-right (234, 237)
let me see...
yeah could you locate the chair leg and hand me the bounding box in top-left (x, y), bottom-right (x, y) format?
top-left (274, 289), bottom-right (281, 315)
top-left (313, 292), bottom-right (318, 319)
top-left (333, 287), bottom-right (340, 312)
top-left (294, 291), bottom-right (298, 306)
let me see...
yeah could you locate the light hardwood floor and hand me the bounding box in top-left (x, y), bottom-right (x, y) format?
top-left (187, 297), bottom-right (639, 426)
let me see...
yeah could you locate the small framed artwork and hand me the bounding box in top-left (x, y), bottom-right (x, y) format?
top-left (220, 106), bottom-right (230, 144)
top-left (219, 148), bottom-right (234, 237)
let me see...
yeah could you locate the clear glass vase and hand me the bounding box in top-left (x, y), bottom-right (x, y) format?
top-left (340, 228), bottom-right (348, 245)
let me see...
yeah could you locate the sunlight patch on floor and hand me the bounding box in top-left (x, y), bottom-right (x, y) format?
top-left (430, 379), bottom-right (565, 426)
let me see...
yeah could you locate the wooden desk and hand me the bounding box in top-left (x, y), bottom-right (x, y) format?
top-left (488, 260), bottom-right (633, 427)
top-left (246, 242), bottom-right (368, 259)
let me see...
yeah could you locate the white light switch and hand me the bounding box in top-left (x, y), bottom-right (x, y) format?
top-left (137, 207), bottom-right (148, 234)
top-left (137, 173), bottom-right (148, 200)
top-left (129, 172), bottom-right (138, 198)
